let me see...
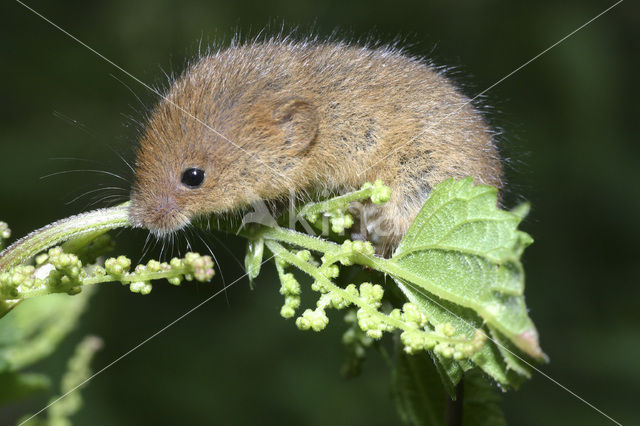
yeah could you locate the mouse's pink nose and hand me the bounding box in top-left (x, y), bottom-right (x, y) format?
top-left (129, 193), bottom-right (187, 235)
top-left (153, 195), bottom-right (178, 220)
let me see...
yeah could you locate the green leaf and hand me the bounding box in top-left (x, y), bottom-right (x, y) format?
top-left (0, 290), bottom-right (92, 372)
top-left (0, 372), bottom-right (50, 405)
top-left (462, 369), bottom-right (508, 426)
top-left (430, 352), bottom-right (464, 399)
top-left (392, 343), bottom-right (446, 426)
top-left (395, 277), bottom-right (525, 389)
top-left (19, 335), bottom-right (103, 426)
top-left (392, 178), bottom-right (543, 360)
top-left (487, 325), bottom-right (533, 379)
top-left (392, 349), bottom-right (509, 426)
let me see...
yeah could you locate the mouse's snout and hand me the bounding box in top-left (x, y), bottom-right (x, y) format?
top-left (129, 192), bottom-right (189, 236)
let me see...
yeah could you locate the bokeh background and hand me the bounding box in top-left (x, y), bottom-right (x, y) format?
top-left (1, 0), bottom-right (638, 424)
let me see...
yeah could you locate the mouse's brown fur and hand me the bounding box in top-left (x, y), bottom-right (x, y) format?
top-left (129, 39), bottom-right (503, 254)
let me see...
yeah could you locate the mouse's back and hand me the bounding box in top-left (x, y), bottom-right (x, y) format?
top-left (130, 39), bottom-right (502, 253)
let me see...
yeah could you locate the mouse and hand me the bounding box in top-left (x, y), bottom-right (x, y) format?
top-left (128, 38), bottom-right (503, 255)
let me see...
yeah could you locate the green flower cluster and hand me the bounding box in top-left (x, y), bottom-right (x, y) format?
top-left (271, 238), bottom-right (484, 359)
top-left (333, 239), bottom-right (376, 265)
top-left (399, 314), bottom-right (486, 359)
top-left (260, 181), bottom-right (487, 361)
top-left (305, 207), bottom-right (354, 234)
top-left (361, 180), bottom-right (393, 204)
top-left (341, 309), bottom-right (373, 359)
top-left (302, 180), bottom-right (392, 234)
top-left (0, 245), bottom-right (215, 301)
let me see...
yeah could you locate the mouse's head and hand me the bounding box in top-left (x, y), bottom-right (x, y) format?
top-left (129, 69), bottom-right (319, 236)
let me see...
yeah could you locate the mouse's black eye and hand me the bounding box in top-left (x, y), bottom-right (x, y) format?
top-left (181, 167), bottom-right (205, 188)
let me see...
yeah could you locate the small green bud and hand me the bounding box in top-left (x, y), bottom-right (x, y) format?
top-left (370, 180), bottom-right (392, 204)
top-left (356, 308), bottom-right (384, 334)
top-left (295, 250), bottom-right (311, 262)
top-left (296, 316), bottom-right (311, 330)
top-left (92, 265), bottom-right (106, 277)
top-left (298, 308), bottom-right (329, 332)
top-left (402, 303), bottom-right (428, 328)
top-left (105, 257), bottom-right (128, 276)
top-left (183, 253), bottom-right (214, 282)
top-left (285, 295), bottom-right (300, 309)
top-left (436, 322), bottom-right (456, 337)
top-left (279, 273), bottom-right (300, 295)
top-left (0, 221), bottom-right (10, 239)
top-left (116, 255), bottom-right (131, 270)
top-left (435, 343), bottom-right (454, 358)
top-left (130, 281), bottom-right (152, 295)
top-left (339, 241), bottom-right (354, 265)
top-left (345, 284), bottom-right (359, 298)
top-left (281, 305), bottom-right (296, 319)
top-left (389, 309), bottom-right (402, 321)
top-left (341, 240), bottom-right (353, 252)
top-left (366, 329), bottom-right (383, 339)
top-left (472, 329), bottom-right (487, 351)
top-left (401, 330), bottom-right (425, 354)
top-left (423, 336), bottom-right (436, 350)
top-left (359, 282), bottom-right (384, 307)
top-left (167, 276), bottom-right (182, 285)
top-left (454, 343), bottom-right (475, 359)
top-left (48, 247), bottom-right (63, 257)
top-left (330, 212), bottom-right (353, 233)
top-left (147, 260), bottom-right (162, 272)
top-left (329, 292), bottom-right (350, 310)
top-left (193, 265), bottom-right (215, 282)
top-left (324, 264), bottom-right (340, 279)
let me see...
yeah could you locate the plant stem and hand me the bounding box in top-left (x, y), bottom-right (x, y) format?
top-left (0, 203), bottom-right (131, 270)
top-left (298, 187), bottom-right (373, 217)
top-left (15, 267), bottom-right (196, 299)
top-left (259, 225), bottom-right (340, 254)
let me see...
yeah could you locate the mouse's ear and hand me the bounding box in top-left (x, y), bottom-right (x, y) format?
top-left (273, 98), bottom-right (318, 154)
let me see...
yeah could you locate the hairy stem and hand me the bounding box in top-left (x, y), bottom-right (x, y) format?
top-left (298, 187), bottom-right (373, 217)
top-left (0, 203), bottom-right (131, 270)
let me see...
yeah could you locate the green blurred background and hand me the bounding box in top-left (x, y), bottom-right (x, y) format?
top-left (1, 0), bottom-right (638, 424)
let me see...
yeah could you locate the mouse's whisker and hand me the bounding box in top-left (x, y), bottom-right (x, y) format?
top-left (65, 186), bottom-right (127, 206)
top-left (105, 143), bottom-right (136, 177)
top-left (182, 228), bottom-right (193, 253)
top-left (40, 169), bottom-right (130, 183)
top-left (191, 227), bottom-right (228, 304)
top-left (48, 157), bottom-right (95, 163)
top-left (83, 193), bottom-right (129, 210)
top-left (203, 229), bottom-right (244, 270)
top-left (138, 233), bottom-right (154, 265)
top-left (110, 73), bottom-right (148, 112)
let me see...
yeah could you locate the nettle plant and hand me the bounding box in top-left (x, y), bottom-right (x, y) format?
top-left (0, 178), bottom-right (544, 425)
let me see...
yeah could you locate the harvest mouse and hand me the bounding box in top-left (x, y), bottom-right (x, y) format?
top-left (129, 39), bottom-right (503, 254)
